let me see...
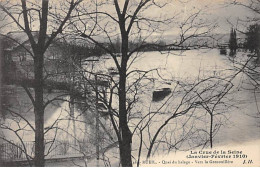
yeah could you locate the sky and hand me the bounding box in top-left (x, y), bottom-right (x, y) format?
top-left (0, 0), bottom-right (258, 36)
top-left (160, 0), bottom-right (257, 34)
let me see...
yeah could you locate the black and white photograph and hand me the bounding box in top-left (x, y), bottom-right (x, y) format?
top-left (0, 0), bottom-right (259, 167)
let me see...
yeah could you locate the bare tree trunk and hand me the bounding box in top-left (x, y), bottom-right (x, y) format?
top-left (0, 37), bottom-right (3, 120)
top-left (34, 53), bottom-right (45, 167)
top-left (210, 113), bottom-right (213, 148)
top-left (95, 75), bottom-right (100, 166)
top-left (118, 75), bottom-right (132, 167)
top-left (70, 95), bottom-right (77, 145)
top-left (257, 51), bottom-right (260, 64)
top-left (0, 37), bottom-right (3, 165)
top-left (1, 0), bottom-right (81, 166)
top-left (118, 34), bottom-right (133, 167)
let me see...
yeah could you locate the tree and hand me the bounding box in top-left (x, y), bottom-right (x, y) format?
top-left (228, 0), bottom-right (260, 88)
top-left (226, 0), bottom-right (260, 131)
top-left (0, 36), bottom-right (115, 166)
top-left (228, 0), bottom-right (259, 61)
top-left (1, 0), bottom-right (247, 167)
top-left (0, 0), bottom-right (82, 166)
top-left (74, 0), bottom-right (221, 166)
top-left (229, 28), bottom-right (237, 56)
top-left (245, 24), bottom-right (260, 63)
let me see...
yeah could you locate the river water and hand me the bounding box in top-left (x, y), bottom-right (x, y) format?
top-left (1, 49), bottom-right (259, 166)
top-left (84, 48), bottom-right (260, 166)
top-left (96, 49), bottom-right (260, 146)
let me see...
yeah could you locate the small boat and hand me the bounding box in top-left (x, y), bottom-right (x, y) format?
top-left (152, 88), bottom-right (171, 102)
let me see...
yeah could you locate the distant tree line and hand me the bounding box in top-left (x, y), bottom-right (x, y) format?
top-left (226, 23), bottom-right (259, 64)
top-left (60, 43), bottom-right (106, 62)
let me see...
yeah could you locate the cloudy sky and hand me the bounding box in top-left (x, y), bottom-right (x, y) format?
top-left (0, 0), bottom-right (257, 36)
top-left (162, 0), bottom-right (257, 34)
